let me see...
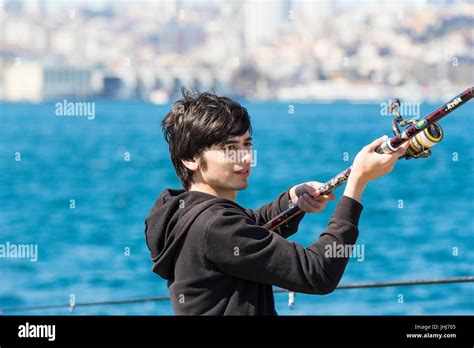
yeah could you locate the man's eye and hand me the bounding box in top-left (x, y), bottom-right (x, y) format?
top-left (225, 145), bottom-right (236, 151)
top-left (245, 142), bottom-right (253, 147)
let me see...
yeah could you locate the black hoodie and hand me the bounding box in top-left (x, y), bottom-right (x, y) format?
top-left (144, 188), bottom-right (363, 315)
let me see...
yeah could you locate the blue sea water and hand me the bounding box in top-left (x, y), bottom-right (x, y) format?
top-left (0, 99), bottom-right (473, 315)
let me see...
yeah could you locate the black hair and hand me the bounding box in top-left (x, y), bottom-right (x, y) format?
top-left (162, 88), bottom-right (252, 190)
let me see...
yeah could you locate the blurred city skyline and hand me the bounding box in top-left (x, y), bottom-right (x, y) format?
top-left (0, 0), bottom-right (472, 103)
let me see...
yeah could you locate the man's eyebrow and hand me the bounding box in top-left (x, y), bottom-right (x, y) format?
top-left (224, 136), bottom-right (253, 144)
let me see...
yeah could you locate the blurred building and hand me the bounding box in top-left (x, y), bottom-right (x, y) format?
top-left (3, 62), bottom-right (43, 101)
top-left (0, 0), bottom-right (472, 102)
top-left (42, 66), bottom-right (102, 100)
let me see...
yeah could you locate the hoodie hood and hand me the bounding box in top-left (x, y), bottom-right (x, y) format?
top-left (144, 188), bottom-right (226, 280)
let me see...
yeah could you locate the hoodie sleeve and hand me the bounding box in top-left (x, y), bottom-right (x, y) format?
top-left (244, 190), bottom-right (305, 238)
top-left (205, 195), bottom-right (363, 294)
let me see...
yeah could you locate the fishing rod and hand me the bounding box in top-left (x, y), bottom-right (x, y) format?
top-left (263, 87), bottom-right (473, 231)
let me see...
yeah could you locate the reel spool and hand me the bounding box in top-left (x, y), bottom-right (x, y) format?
top-left (389, 98), bottom-right (444, 160)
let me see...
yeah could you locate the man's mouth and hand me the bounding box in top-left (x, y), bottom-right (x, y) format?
top-left (235, 169), bottom-right (250, 176)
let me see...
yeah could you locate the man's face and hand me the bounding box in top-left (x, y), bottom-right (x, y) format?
top-left (197, 131), bottom-right (253, 193)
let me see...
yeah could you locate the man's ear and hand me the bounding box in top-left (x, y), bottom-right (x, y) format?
top-left (182, 158), bottom-right (199, 171)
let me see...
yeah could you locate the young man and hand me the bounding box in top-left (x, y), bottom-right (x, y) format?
top-left (145, 89), bottom-right (408, 315)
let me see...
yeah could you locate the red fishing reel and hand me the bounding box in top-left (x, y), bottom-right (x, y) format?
top-left (389, 98), bottom-right (444, 160)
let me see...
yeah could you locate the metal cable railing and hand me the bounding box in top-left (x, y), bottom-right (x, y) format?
top-left (1, 276), bottom-right (472, 314)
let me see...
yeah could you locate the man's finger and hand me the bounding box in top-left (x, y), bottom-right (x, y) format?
top-left (366, 135), bottom-right (389, 151)
top-left (297, 196), bottom-right (313, 212)
top-left (312, 192), bottom-right (335, 202)
top-left (306, 198), bottom-right (324, 211)
top-left (306, 183), bottom-right (320, 196)
top-left (306, 193), bottom-right (324, 203)
top-left (325, 192), bottom-right (336, 201)
top-left (395, 141), bottom-right (410, 157)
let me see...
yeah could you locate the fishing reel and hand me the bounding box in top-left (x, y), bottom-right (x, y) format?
top-left (389, 98), bottom-right (444, 160)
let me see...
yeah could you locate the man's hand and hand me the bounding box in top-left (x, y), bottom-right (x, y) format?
top-left (344, 135), bottom-right (410, 203)
top-left (289, 181), bottom-right (336, 213)
top-left (350, 135), bottom-right (409, 184)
